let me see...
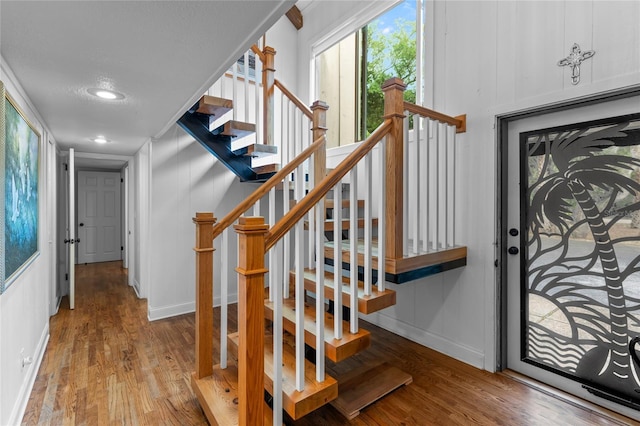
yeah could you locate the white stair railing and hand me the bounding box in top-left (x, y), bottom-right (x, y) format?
top-left (403, 103), bottom-right (465, 256)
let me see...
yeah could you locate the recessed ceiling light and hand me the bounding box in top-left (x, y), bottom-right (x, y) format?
top-left (93, 136), bottom-right (109, 144)
top-left (87, 88), bottom-right (125, 100)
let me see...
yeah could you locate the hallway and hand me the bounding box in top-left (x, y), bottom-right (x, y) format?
top-left (21, 261), bottom-right (634, 425)
top-left (21, 262), bottom-right (206, 425)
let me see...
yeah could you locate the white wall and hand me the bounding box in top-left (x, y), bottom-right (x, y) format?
top-left (0, 58), bottom-right (57, 426)
top-left (299, 0), bottom-right (640, 371)
top-left (363, 0), bottom-right (640, 371)
top-left (148, 125), bottom-right (256, 319)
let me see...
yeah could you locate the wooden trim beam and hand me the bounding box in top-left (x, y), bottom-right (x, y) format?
top-left (234, 216), bottom-right (269, 426)
top-left (192, 212), bottom-right (217, 379)
top-left (250, 44), bottom-right (265, 63)
top-left (285, 5), bottom-right (303, 30)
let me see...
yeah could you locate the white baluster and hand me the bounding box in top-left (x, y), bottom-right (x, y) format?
top-left (315, 195), bottom-right (325, 382)
top-left (349, 167), bottom-right (358, 334)
top-left (269, 189), bottom-right (276, 301)
top-left (403, 113), bottom-right (409, 256)
top-left (423, 118), bottom-right (430, 253)
top-left (272, 239), bottom-right (283, 426)
top-left (377, 141), bottom-right (386, 292)
top-left (333, 180), bottom-right (343, 339)
top-left (220, 228), bottom-right (229, 369)
top-left (443, 121), bottom-right (448, 249)
top-left (364, 152), bottom-right (372, 296)
top-left (413, 117), bottom-right (420, 254)
top-left (433, 121), bottom-right (439, 250)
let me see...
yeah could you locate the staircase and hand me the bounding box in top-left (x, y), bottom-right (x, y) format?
top-left (183, 44), bottom-right (467, 425)
top-left (177, 95), bottom-right (278, 182)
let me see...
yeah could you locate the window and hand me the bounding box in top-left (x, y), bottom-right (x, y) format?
top-left (316, 0), bottom-right (417, 148)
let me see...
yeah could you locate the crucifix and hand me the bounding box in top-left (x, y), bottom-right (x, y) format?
top-left (557, 43), bottom-right (595, 85)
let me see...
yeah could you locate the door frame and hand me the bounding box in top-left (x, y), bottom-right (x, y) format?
top-left (56, 152), bottom-right (135, 309)
top-left (496, 85), bottom-right (640, 372)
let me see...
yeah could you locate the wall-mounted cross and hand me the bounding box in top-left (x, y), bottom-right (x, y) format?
top-left (557, 43), bottom-right (595, 85)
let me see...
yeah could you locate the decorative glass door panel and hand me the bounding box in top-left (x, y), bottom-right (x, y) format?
top-left (506, 96), bottom-right (640, 418)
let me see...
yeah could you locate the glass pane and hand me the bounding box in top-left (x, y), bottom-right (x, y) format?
top-left (522, 113), bottom-right (640, 404)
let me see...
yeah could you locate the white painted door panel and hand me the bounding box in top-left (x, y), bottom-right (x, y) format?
top-left (78, 171), bottom-right (122, 263)
top-left (68, 149), bottom-right (75, 309)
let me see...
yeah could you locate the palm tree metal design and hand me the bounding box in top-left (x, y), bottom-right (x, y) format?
top-left (525, 115), bottom-right (640, 401)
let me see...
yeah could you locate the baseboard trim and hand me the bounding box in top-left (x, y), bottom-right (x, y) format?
top-left (148, 294), bottom-right (239, 321)
top-left (148, 301), bottom-right (195, 321)
top-left (10, 323), bottom-right (50, 426)
top-left (363, 311), bottom-right (485, 369)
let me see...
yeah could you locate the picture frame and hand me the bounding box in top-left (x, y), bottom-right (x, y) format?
top-left (2, 86), bottom-right (40, 294)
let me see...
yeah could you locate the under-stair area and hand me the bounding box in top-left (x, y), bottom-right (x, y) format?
top-left (179, 43), bottom-right (467, 425)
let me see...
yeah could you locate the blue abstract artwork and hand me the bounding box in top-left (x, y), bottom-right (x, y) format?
top-left (3, 94), bottom-right (39, 292)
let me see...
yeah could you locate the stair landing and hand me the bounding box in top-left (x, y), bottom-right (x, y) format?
top-left (324, 239), bottom-right (467, 284)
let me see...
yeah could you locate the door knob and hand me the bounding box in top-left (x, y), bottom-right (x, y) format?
top-left (508, 246), bottom-right (519, 255)
top-left (79, 223), bottom-right (84, 227)
top-left (509, 228), bottom-right (519, 237)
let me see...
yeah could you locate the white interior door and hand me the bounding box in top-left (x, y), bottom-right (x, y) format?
top-left (505, 95), bottom-right (640, 419)
top-left (77, 171), bottom-right (122, 264)
top-left (68, 149), bottom-right (75, 309)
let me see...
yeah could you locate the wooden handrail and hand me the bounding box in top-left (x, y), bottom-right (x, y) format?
top-left (250, 44), bottom-right (265, 63)
top-left (212, 135), bottom-right (326, 239)
top-left (275, 79), bottom-right (313, 119)
top-left (265, 119), bottom-right (393, 250)
top-left (403, 101), bottom-right (466, 132)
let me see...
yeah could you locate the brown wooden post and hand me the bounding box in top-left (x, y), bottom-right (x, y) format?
top-left (234, 216), bottom-right (268, 426)
top-left (382, 78), bottom-right (407, 259)
top-left (262, 46), bottom-right (276, 146)
top-left (192, 212), bottom-right (216, 379)
top-left (311, 100), bottom-right (328, 184)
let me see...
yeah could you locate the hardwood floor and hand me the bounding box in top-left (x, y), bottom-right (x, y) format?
top-left (22, 261), bottom-right (636, 425)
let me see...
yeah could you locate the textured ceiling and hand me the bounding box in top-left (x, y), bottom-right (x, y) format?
top-left (0, 0), bottom-right (294, 162)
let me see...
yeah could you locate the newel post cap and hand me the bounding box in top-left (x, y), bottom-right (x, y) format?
top-left (381, 77), bottom-right (406, 92)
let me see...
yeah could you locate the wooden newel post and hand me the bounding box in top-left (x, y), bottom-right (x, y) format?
top-left (193, 212), bottom-right (217, 379)
top-left (311, 100), bottom-right (328, 183)
top-left (262, 46), bottom-right (276, 146)
top-left (382, 78), bottom-right (407, 259)
top-left (234, 217), bottom-right (268, 425)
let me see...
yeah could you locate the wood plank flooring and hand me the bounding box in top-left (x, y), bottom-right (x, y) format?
top-left (21, 261), bottom-right (637, 425)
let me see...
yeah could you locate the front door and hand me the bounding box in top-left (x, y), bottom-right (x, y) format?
top-left (77, 171), bottom-right (122, 264)
top-left (505, 95), bottom-right (640, 418)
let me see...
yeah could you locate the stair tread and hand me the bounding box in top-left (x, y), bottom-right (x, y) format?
top-left (327, 362), bottom-right (413, 420)
top-left (195, 95), bottom-right (233, 117)
top-left (252, 163), bottom-right (279, 175)
top-left (228, 332), bottom-right (338, 419)
top-left (264, 299), bottom-right (371, 363)
top-left (293, 269), bottom-right (396, 314)
top-left (191, 365), bottom-right (276, 426)
top-left (245, 143), bottom-right (278, 158)
top-left (222, 120), bottom-right (256, 139)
